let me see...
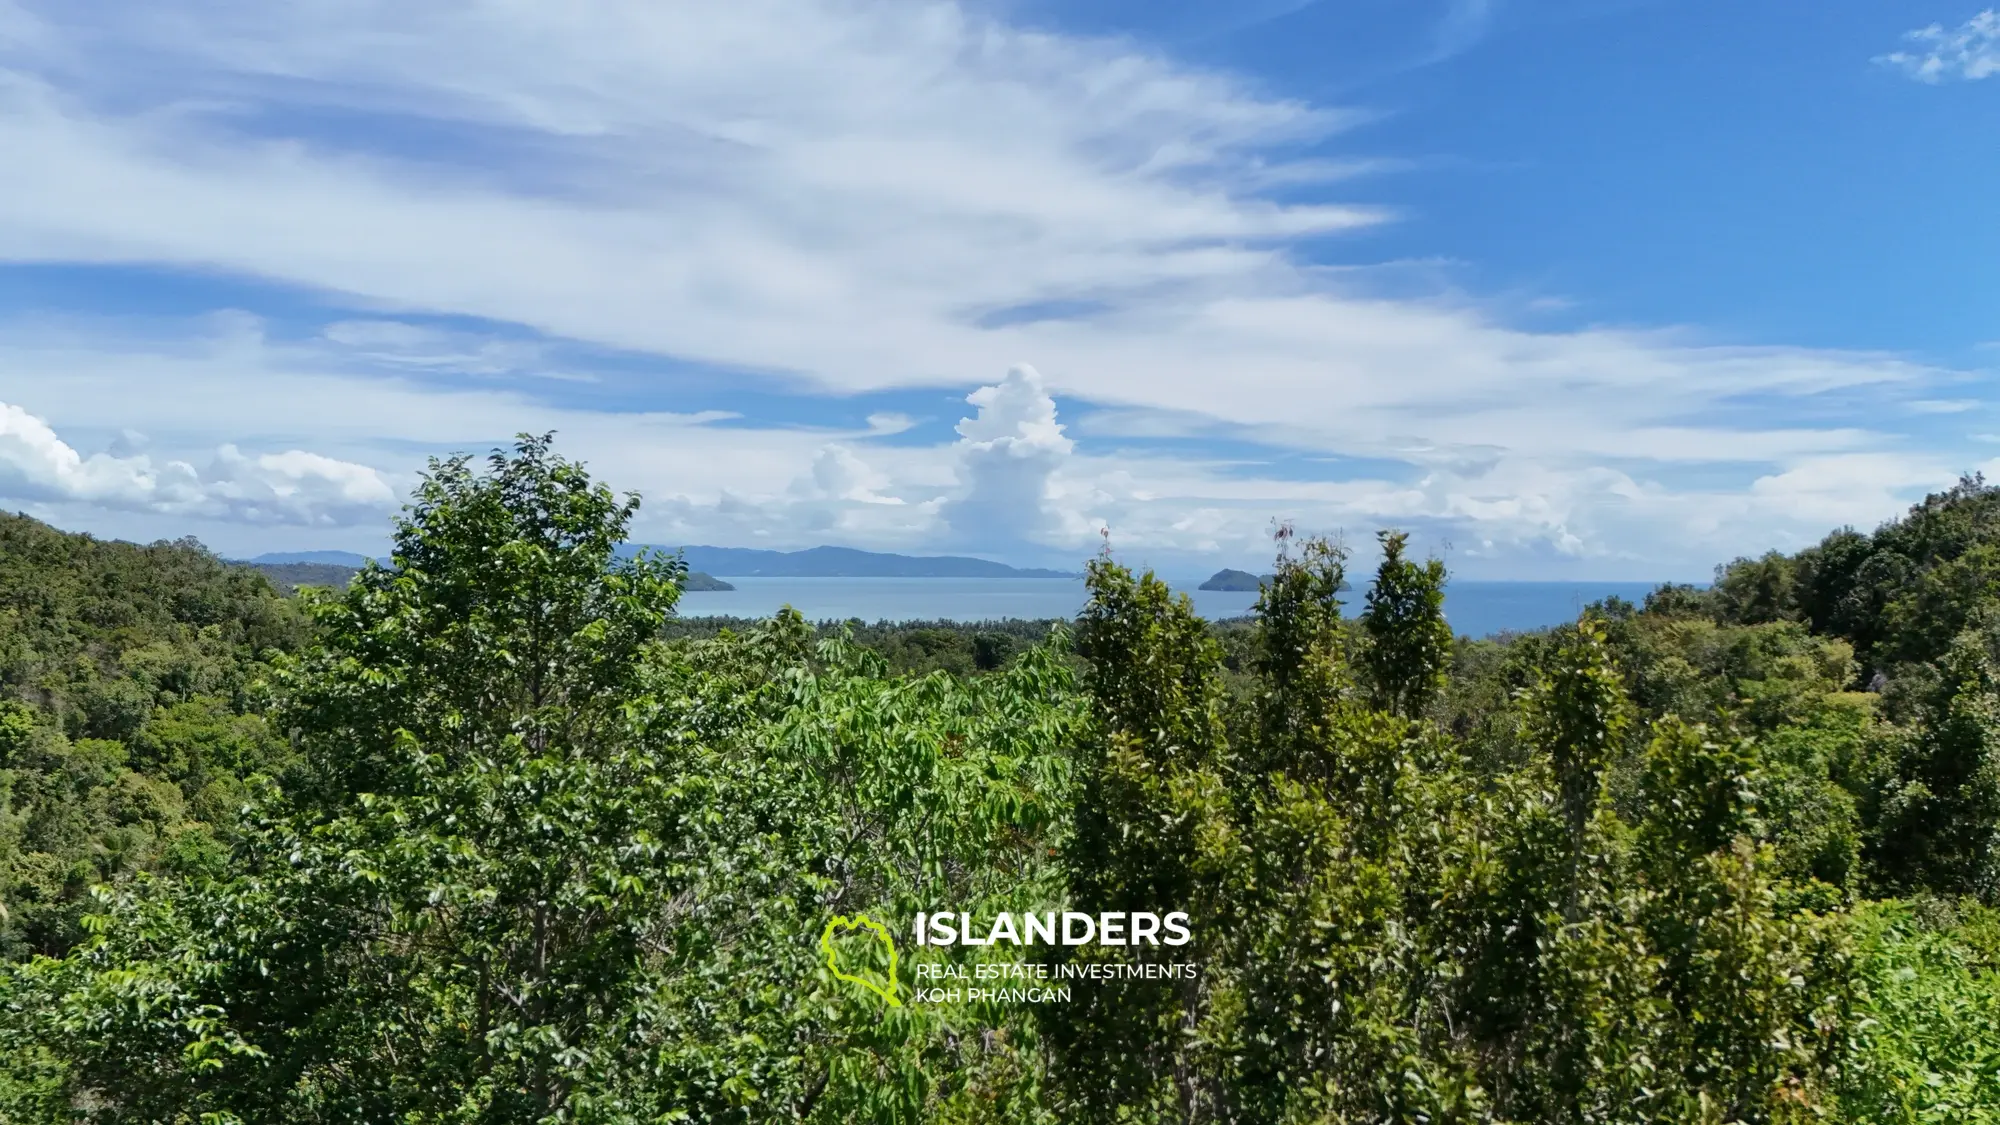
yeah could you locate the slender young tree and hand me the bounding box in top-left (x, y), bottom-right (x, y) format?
top-left (1359, 530), bottom-right (1454, 720)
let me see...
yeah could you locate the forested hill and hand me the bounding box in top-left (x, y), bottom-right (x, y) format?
top-left (0, 512), bottom-right (304, 959)
top-left (3, 457), bottom-right (2000, 1122)
top-left (0, 510), bottom-right (738, 959)
top-left (0, 513), bottom-right (304, 733)
top-left (1689, 472), bottom-right (2000, 677)
top-left (247, 561), bottom-right (360, 594)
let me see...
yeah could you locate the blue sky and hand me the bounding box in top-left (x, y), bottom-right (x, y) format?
top-left (0, 0), bottom-right (1994, 579)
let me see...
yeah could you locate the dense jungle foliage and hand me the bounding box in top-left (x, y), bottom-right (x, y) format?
top-left (0, 440), bottom-right (1996, 1123)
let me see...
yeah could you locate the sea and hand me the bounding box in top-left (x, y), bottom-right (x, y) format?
top-left (676, 578), bottom-right (1667, 639)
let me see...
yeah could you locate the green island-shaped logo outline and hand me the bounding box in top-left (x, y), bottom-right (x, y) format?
top-left (821, 913), bottom-right (902, 1009)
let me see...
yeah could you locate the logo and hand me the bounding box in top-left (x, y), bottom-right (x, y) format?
top-left (821, 913), bottom-right (902, 1009)
top-left (913, 910), bottom-right (1191, 947)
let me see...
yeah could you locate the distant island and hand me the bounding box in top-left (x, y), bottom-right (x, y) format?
top-left (248, 550), bottom-right (375, 567)
top-left (241, 553), bottom-right (732, 592)
top-left (634, 544), bottom-right (1079, 579)
top-left (1199, 568), bottom-right (1273, 592)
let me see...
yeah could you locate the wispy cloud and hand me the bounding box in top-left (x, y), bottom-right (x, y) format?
top-left (1878, 9), bottom-right (2000, 82)
top-left (1427, 0), bottom-right (1499, 65)
top-left (864, 413), bottom-right (918, 437)
top-left (319, 319), bottom-right (600, 381)
top-left (1173, 0), bottom-right (1329, 42)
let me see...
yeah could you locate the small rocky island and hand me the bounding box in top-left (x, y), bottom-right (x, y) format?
top-left (1198, 568), bottom-right (1272, 592)
top-left (682, 571), bottom-right (735, 591)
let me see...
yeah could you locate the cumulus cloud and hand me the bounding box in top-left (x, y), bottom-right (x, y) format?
top-left (645, 442), bottom-right (938, 549)
top-left (942, 365), bottom-right (1089, 548)
top-left (0, 399), bottom-right (396, 524)
top-left (806, 445), bottom-right (904, 506)
top-left (1878, 9), bottom-right (2000, 82)
top-left (1743, 453), bottom-right (1949, 530)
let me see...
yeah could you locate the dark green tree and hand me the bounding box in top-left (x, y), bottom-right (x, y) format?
top-left (1523, 617), bottom-right (1632, 855)
top-left (1875, 631), bottom-right (2000, 900)
top-left (1712, 551), bottom-right (1801, 626)
top-left (971, 631), bottom-right (1016, 672)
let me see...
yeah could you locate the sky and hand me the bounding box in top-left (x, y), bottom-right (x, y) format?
top-left (0, 0), bottom-right (1995, 580)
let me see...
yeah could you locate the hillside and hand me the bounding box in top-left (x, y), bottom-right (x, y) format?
top-left (247, 561), bottom-right (360, 594)
top-left (0, 513), bottom-right (303, 959)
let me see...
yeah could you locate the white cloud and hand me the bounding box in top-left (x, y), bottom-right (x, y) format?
top-left (863, 412), bottom-right (916, 436)
top-left (942, 364), bottom-right (1089, 548)
top-left (1878, 9), bottom-right (2000, 82)
top-left (0, 398), bottom-right (395, 524)
top-left (1743, 453), bottom-right (1951, 530)
top-left (319, 319), bottom-right (585, 380)
top-left (805, 445), bottom-right (904, 506)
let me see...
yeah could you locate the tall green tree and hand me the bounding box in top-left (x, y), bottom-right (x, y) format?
top-left (1049, 550), bottom-right (1232, 1120)
top-left (1054, 535), bottom-right (1482, 1124)
top-left (14, 435), bottom-right (704, 1120)
top-left (1359, 530), bottom-right (1454, 720)
top-left (3, 436), bottom-right (1086, 1124)
top-left (1875, 631), bottom-right (2000, 900)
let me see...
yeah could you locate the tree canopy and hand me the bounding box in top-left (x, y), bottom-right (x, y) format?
top-left (3, 439), bottom-right (1998, 1123)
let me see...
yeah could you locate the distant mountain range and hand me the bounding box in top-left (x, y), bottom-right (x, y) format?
top-left (244, 545), bottom-right (1075, 580)
top-left (249, 550), bottom-right (375, 566)
top-left (241, 551), bottom-right (733, 591)
top-left (641, 545), bottom-right (1077, 579)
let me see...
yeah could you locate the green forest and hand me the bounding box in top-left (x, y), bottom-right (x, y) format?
top-left (2, 436), bottom-right (1997, 1123)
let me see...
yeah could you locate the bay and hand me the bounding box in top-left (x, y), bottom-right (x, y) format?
top-left (676, 577), bottom-right (1667, 639)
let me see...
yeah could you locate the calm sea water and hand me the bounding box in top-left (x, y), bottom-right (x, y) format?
top-left (677, 578), bottom-right (1665, 639)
